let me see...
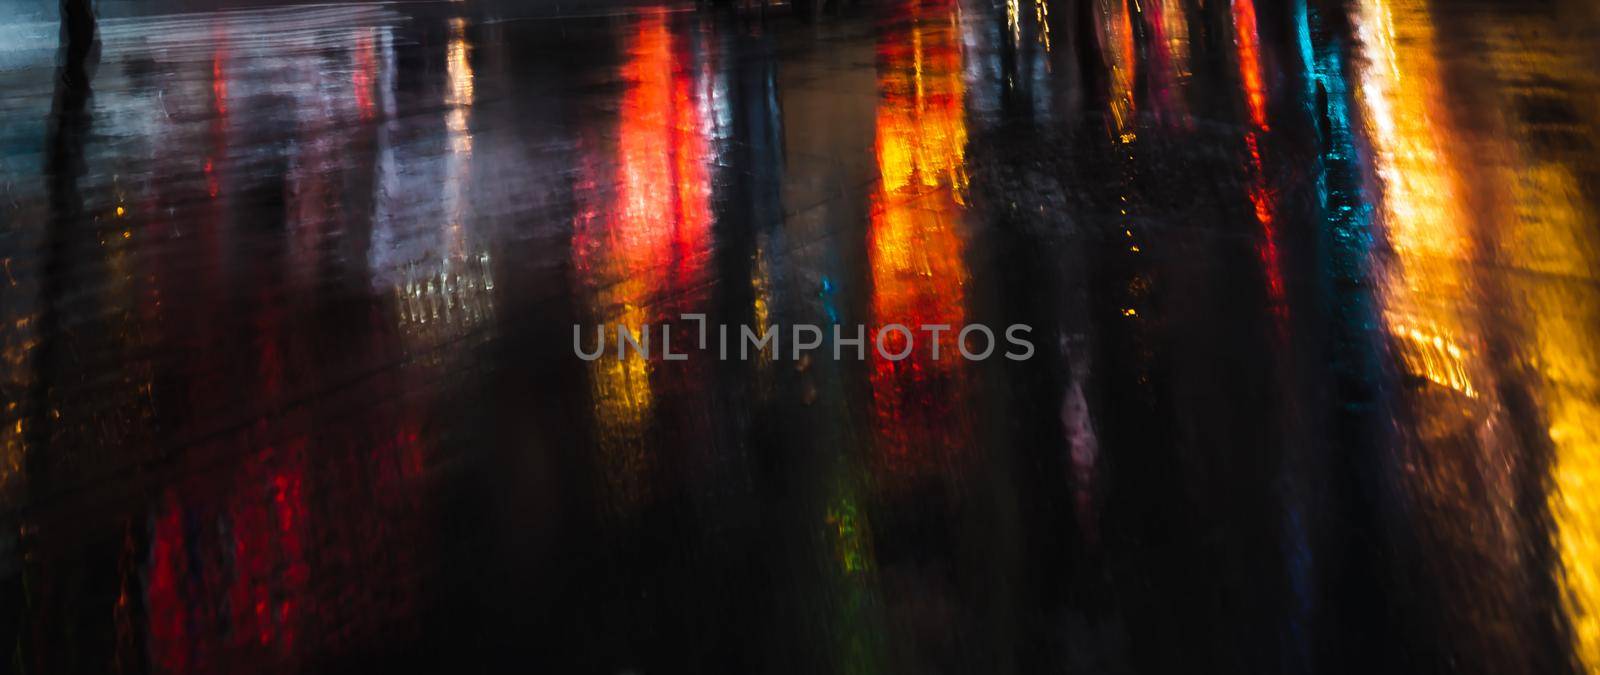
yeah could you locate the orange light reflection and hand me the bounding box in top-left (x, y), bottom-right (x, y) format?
top-left (869, 3), bottom-right (972, 479)
top-left (1232, 0), bottom-right (1269, 129)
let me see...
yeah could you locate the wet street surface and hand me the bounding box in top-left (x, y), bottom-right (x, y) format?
top-left (2, 0), bottom-right (1599, 671)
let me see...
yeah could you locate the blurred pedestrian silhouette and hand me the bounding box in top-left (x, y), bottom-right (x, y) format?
top-left (30, 0), bottom-right (98, 477)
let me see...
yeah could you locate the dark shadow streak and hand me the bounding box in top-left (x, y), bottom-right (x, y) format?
top-left (26, 0), bottom-right (98, 489)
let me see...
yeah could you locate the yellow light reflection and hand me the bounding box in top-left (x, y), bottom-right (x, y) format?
top-left (1006, 0), bottom-right (1020, 47)
top-left (445, 18), bottom-right (473, 158)
top-left (869, 1), bottom-right (972, 479)
top-left (1353, 0), bottom-right (1600, 669)
top-left (875, 16), bottom-right (968, 197)
top-left (446, 18), bottom-right (474, 107)
top-left (1353, 0), bottom-right (1482, 402)
top-left (1352, 0), bottom-right (1528, 661)
top-left (1034, 0), bottom-right (1052, 52)
top-left (1472, 15), bottom-right (1600, 670)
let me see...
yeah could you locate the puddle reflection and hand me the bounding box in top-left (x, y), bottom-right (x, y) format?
top-left (571, 12), bottom-right (717, 511)
top-left (869, 1), bottom-right (972, 480)
top-left (0, 0), bottom-right (1597, 671)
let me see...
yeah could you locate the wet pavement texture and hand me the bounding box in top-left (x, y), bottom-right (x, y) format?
top-left (2, 0), bottom-right (1600, 671)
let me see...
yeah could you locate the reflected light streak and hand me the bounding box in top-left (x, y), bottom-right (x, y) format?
top-left (1095, 0), bottom-right (1137, 132)
top-left (875, 14), bottom-right (968, 195)
top-left (208, 41), bottom-right (230, 199)
top-left (1231, 0), bottom-right (1284, 310)
top-left (1475, 16), bottom-right (1600, 670)
top-left (1007, 0), bottom-right (1020, 47)
top-left (572, 13), bottom-right (713, 509)
top-left (1246, 133), bottom-right (1286, 310)
top-left (1100, 0), bottom-right (1146, 321)
top-left (1353, 0), bottom-right (1535, 664)
top-left (869, 2), bottom-right (972, 477)
top-left (354, 29), bottom-right (376, 120)
top-left (212, 49), bottom-right (228, 117)
top-left (1145, 0), bottom-right (1191, 124)
top-left (145, 422), bottom-right (430, 673)
top-left (1034, 0), bottom-right (1052, 52)
top-left (445, 18), bottom-right (473, 157)
top-left (387, 15), bottom-right (493, 341)
top-left (147, 441), bottom-right (310, 673)
top-left (1353, 0), bottom-right (1481, 398)
top-left (441, 17), bottom-right (475, 274)
top-left (1232, 0), bottom-right (1269, 129)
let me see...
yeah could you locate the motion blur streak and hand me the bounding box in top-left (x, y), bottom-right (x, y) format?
top-left (572, 12), bottom-right (714, 510)
top-left (1095, 0), bottom-right (1137, 134)
top-left (4, 0), bottom-right (1600, 671)
top-left (1472, 12), bottom-right (1600, 671)
top-left (1355, 0), bottom-right (1598, 670)
top-left (1145, 0), bottom-right (1191, 125)
top-left (869, 1), bottom-right (972, 479)
top-left (1231, 0), bottom-right (1268, 130)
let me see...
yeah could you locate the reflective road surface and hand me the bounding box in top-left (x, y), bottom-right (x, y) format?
top-left (2, 0), bottom-right (1599, 671)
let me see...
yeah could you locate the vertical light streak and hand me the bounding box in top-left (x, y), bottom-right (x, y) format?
top-left (572, 13), bottom-right (713, 509)
top-left (444, 16), bottom-right (473, 257)
top-left (394, 17), bottom-right (495, 339)
top-left (1471, 16), bottom-right (1600, 670)
top-left (1230, 0), bottom-right (1286, 314)
top-left (1034, 0), bottom-right (1052, 52)
top-left (1232, 0), bottom-right (1269, 130)
top-left (869, 0), bottom-right (971, 478)
top-left (1145, 0), bottom-right (1191, 124)
top-left (354, 28), bottom-right (376, 120)
top-left (1096, 0), bottom-right (1138, 133)
top-left (1353, 0), bottom-right (1483, 400)
top-left (1352, 1), bottom-right (1535, 666)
